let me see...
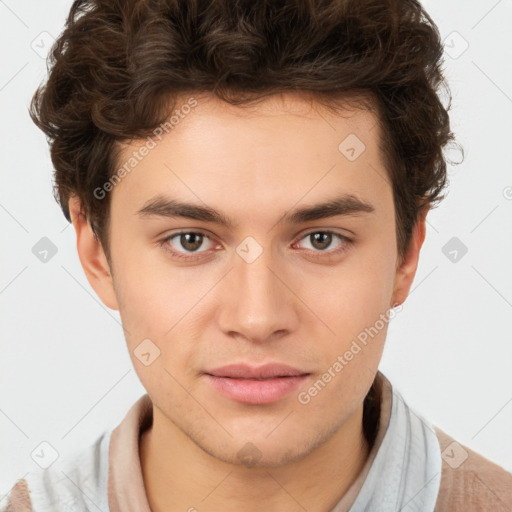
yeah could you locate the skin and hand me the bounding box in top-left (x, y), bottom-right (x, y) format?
top-left (68, 91), bottom-right (428, 512)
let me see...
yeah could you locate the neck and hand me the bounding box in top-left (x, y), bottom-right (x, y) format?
top-left (140, 400), bottom-right (373, 512)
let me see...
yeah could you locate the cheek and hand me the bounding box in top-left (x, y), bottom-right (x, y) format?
top-left (110, 237), bottom-right (182, 332)
top-left (295, 269), bottom-right (394, 414)
top-left (114, 270), bottom-right (198, 398)
top-left (294, 243), bottom-right (397, 398)
top-left (299, 252), bottom-right (396, 336)
top-left (111, 253), bottom-right (208, 378)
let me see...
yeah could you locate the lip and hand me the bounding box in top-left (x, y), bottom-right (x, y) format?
top-left (203, 363), bottom-right (310, 404)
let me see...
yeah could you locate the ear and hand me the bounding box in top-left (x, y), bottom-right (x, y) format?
top-left (68, 195), bottom-right (119, 311)
top-left (390, 205), bottom-right (429, 308)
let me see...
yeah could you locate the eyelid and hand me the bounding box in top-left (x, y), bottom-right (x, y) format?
top-left (296, 227), bottom-right (352, 240)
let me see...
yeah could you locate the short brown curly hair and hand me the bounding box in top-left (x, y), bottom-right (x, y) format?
top-left (30, 0), bottom-right (461, 266)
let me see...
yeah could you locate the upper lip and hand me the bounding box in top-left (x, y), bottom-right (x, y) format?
top-left (204, 363), bottom-right (310, 379)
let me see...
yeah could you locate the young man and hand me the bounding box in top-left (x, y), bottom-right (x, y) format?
top-left (4, 0), bottom-right (511, 511)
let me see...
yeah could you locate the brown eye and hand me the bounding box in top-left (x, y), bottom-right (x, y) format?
top-left (309, 232), bottom-right (332, 251)
top-left (161, 231), bottom-right (217, 259)
top-left (295, 231), bottom-right (352, 259)
top-left (179, 233), bottom-right (204, 252)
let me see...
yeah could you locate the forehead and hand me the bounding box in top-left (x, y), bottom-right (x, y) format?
top-left (163, 91), bottom-right (381, 147)
top-left (110, 91), bottom-right (392, 227)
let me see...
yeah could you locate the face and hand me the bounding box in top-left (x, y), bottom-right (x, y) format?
top-left (73, 92), bottom-right (423, 467)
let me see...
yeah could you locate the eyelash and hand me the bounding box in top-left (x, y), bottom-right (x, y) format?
top-left (159, 230), bottom-right (353, 261)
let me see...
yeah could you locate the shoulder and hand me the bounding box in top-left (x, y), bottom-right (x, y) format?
top-left (433, 425), bottom-right (512, 512)
top-left (1, 430), bottom-right (112, 512)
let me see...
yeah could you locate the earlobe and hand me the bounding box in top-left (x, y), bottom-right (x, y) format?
top-left (68, 195), bottom-right (119, 311)
top-left (390, 205), bottom-right (429, 308)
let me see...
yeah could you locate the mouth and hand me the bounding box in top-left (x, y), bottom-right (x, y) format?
top-left (205, 362), bottom-right (309, 379)
top-left (203, 363), bottom-right (311, 404)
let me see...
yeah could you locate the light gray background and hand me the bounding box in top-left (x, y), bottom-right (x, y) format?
top-left (1, 0), bottom-right (511, 501)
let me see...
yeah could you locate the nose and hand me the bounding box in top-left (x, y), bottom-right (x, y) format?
top-left (216, 242), bottom-right (299, 344)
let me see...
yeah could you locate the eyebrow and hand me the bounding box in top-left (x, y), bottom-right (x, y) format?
top-left (136, 193), bottom-right (375, 228)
